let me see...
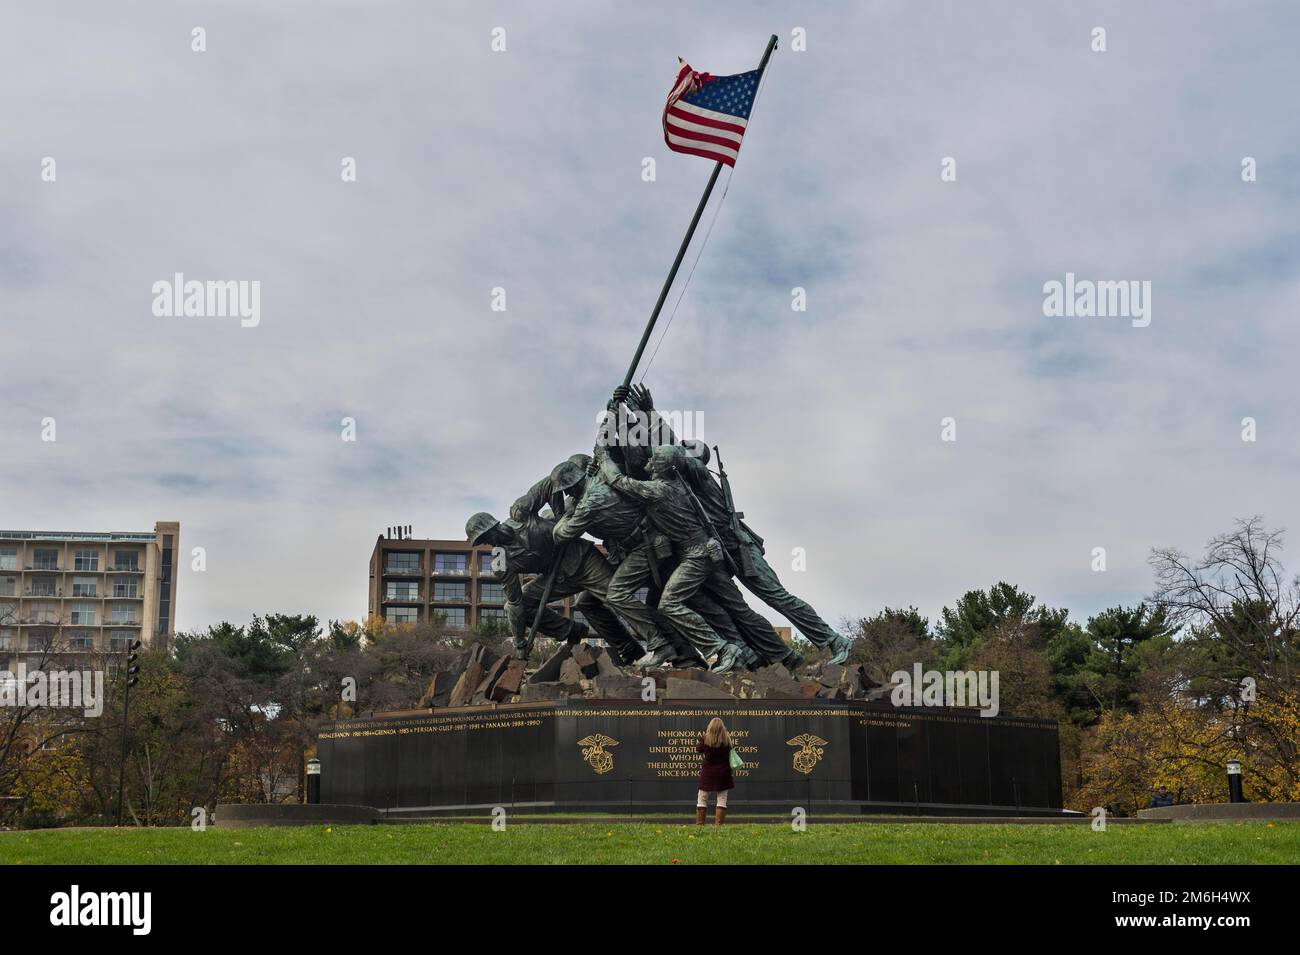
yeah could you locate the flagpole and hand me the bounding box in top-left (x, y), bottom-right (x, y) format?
top-left (620, 32), bottom-right (779, 389)
top-left (519, 35), bottom-right (779, 662)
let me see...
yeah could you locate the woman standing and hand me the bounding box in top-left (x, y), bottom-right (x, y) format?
top-left (695, 717), bottom-right (736, 826)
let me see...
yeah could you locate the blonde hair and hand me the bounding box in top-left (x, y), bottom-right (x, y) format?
top-left (703, 717), bottom-right (731, 748)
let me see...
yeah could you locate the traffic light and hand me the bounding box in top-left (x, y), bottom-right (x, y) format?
top-left (126, 639), bottom-right (141, 688)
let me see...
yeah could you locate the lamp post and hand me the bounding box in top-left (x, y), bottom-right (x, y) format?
top-left (1226, 758), bottom-right (1243, 803)
top-left (306, 758), bottom-right (321, 805)
top-left (115, 640), bottom-right (141, 826)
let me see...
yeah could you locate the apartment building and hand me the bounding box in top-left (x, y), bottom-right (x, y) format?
top-left (367, 530), bottom-right (574, 632)
top-left (0, 521), bottom-right (180, 666)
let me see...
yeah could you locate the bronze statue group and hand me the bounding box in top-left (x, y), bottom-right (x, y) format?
top-left (465, 384), bottom-right (852, 673)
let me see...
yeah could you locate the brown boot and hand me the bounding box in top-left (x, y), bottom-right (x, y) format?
top-left (715, 806), bottom-right (727, 826)
top-left (695, 806), bottom-right (707, 826)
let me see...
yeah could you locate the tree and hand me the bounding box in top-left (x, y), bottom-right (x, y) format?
top-left (935, 583), bottom-right (1038, 650)
top-left (1149, 516), bottom-right (1299, 695)
top-left (843, 607), bottom-right (935, 684)
top-left (1074, 604), bottom-right (1175, 716)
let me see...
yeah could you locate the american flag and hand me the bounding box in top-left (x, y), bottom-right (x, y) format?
top-left (663, 60), bottom-right (760, 167)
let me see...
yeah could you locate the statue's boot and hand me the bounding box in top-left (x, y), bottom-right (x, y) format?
top-left (828, 634), bottom-right (852, 666)
top-left (564, 621), bottom-right (591, 646)
top-left (613, 641), bottom-right (647, 667)
top-left (710, 643), bottom-right (744, 673)
top-left (646, 645), bottom-right (681, 668)
top-left (672, 655), bottom-right (705, 669)
top-left (782, 649), bottom-right (805, 674)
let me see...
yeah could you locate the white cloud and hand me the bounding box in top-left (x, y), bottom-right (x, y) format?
top-left (3, 1), bottom-right (1298, 633)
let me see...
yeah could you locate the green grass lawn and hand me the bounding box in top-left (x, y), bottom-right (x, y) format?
top-left (1, 821), bottom-right (1297, 864)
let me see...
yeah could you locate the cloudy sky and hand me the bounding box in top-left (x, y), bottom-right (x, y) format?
top-left (4, 1), bottom-right (1298, 636)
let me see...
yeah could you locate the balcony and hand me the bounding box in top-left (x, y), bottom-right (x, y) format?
top-left (382, 594), bottom-right (422, 605)
top-left (382, 565), bottom-right (422, 577)
top-left (110, 565), bottom-right (144, 574)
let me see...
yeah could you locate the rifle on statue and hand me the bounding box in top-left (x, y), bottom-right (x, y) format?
top-left (713, 445), bottom-right (757, 578)
top-left (676, 472), bottom-right (741, 578)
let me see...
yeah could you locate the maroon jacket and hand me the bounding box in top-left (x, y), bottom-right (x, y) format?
top-left (697, 738), bottom-right (735, 792)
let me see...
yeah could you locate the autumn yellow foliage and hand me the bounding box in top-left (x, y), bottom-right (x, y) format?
top-left (1076, 691), bottom-right (1300, 814)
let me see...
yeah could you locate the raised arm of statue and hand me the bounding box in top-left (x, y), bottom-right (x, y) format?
top-left (602, 456), bottom-right (671, 504)
top-left (554, 493), bottom-right (597, 542)
top-left (510, 476), bottom-right (553, 522)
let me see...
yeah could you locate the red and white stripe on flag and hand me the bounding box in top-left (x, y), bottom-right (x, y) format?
top-left (662, 59), bottom-right (749, 167)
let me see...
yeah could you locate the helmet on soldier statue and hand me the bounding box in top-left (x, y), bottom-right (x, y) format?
top-left (679, 439), bottom-right (710, 465)
top-left (549, 460), bottom-right (587, 492)
top-left (465, 511), bottom-right (501, 546)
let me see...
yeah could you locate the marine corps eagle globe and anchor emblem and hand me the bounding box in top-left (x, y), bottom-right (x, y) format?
top-left (787, 734), bottom-right (828, 775)
top-left (577, 733), bottom-right (619, 775)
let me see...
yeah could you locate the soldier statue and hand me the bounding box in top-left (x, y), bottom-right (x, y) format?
top-left (616, 384), bottom-right (853, 665)
top-left (464, 510), bottom-right (645, 665)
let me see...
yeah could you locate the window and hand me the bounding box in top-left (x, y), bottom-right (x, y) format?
top-left (112, 578), bottom-right (138, 598)
top-left (478, 551), bottom-right (497, 575)
top-left (0, 548), bottom-right (16, 571)
top-left (0, 577), bottom-right (14, 597)
top-left (0, 603), bottom-right (16, 626)
top-left (433, 581), bottom-right (467, 602)
top-left (30, 603), bottom-right (59, 624)
top-left (109, 606), bottom-right (137, 624)
top-left (29, 577), bottom-right (57, 597)
top-left (68, 630), bottom-right (95, 651)
top-left (478, 607), bottom-right (507, 624)
top-left (385, 552), bottom-right (420, 574)
top-left (158, 534), bottom-right (173, 637)
top-left (432, 607), bottom-right (466, 629)
top-left (386, 582), bottom-right (419, 601)
top-left (33, 548), bottom-right (58, 570)
top-left (28, 632), bottom-right (54, 652)
top-left (434, 553), bottom-right (467, 575)
top-left (109, 632), bottom-right (135, 652)
top-left (73, 577), bottom-right (98, 597)
top-left (385, 607), bottom-right (419, 624)
top-left (71, 603), bottom-right (97, 625)
top-left (480, 582), bottom-right (506, 604)
top-left (74, 550), bottom-right (100, 571)
top-left (113, 551), bottom-right (139, 571)
top-left (0, 630), bottom-right (15, 650)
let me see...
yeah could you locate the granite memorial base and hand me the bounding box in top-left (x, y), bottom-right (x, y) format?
top-left (317, 699), bottom-right (1066, 817)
